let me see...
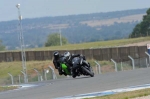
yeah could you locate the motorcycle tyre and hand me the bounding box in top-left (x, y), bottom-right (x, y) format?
top-left (82, 66), bottom-right (94, 77)
top-left (72, 75), bottom-right (76, 78)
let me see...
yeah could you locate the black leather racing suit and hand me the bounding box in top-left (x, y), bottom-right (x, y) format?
top-left (64, 54), bottom-right (80, 76)
top-left (53, 54), bottom-right (67, 75)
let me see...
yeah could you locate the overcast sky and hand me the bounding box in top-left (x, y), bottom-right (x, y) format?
top-left (0, 0), bottom-right (150, 22)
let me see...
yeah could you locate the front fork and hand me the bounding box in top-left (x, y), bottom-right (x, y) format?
top-left (82, 60), bottom-right (90, 67)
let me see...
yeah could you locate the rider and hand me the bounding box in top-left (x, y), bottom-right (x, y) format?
top-left (53, 51), bottom-right (67, 76)
top-left (63, 51), bottom-right (82, 77)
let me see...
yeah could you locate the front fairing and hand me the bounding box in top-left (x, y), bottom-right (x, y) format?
top-left (72, 57), bottom-right (80, 65)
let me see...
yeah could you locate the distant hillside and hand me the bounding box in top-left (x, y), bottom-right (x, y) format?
top-left (0, 8), bottom-right (148, 50)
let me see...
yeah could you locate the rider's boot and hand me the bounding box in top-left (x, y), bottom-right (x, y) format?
top-left (58, 67), bottom-right (63, 75)
top-left (71, 70), bottom-right (76, 78)
top-left (59, 71), bottom-right (63, 75)
top-left (62, 72), bottom-right (67, 76)
top-left (72, 73), bottom-right (76, 78)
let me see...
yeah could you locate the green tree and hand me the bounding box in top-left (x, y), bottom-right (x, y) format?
top-left (130, 8), bottom-right (150, 38)
top-left (45, 33), bottom-right (68, 47)
top-left (0, 40), bottom-right (5, 51)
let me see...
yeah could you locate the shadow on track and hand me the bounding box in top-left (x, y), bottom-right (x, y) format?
top-left (73, 76), bottom-right (92, 79)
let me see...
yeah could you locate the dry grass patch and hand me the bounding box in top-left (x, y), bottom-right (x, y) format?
top-left (81, 14), bottom-right (144, 27)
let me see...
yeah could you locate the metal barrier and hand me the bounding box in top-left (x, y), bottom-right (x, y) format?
top-left (48, 66), bottom-right (57, 79)
top-left (128, 55), bottom-right (135, 70)
top-left (33, 68), bottom-right (41, 82)
top-left (94, 61), bottom-right (101, 74)
top-left (111, 59), bottom-right (117, 72)
top-left (8, 73), bottom-right (14, 85)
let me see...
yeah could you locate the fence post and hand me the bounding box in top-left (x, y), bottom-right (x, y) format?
top-left (146, 58), bottom-right (149, 68)
top-left (21, 71), bottom-right (28, 83)
top-left (44, 69), bottom-right (48, 81)
top-left (48, 65), bottom-right (57, 79)
top-left (145, 52), bottom-right (150, 65)
top-left (111, 59), bottom-right (117, 72)
top-left (128, 55), bottom-right (135, 70)
top-left (33, 68), bottom-right (41, 82)
top-left (8, 73), bottom-right (14, 85)
top-left (19, 75), bottom-right (21, 84)
top-left (121, 62), bottom-right (123, 71)
top-left (94, 61), bottom-right (101, 74)
top-left (95, 65), bottom-right (98, 74)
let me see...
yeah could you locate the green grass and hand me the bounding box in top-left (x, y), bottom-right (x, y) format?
top-left (0, 86), bottom-right (19, 92)
top-left (0, 60), bottom-right (53, 78)
top-left (6, 37), bottom-right (150, 52)
top-left (87, 88), bottom-right (150, 99)
top-left (30, 37), bottom-right (150, 51)
top-left (0, 60), bottom-right (54, 85)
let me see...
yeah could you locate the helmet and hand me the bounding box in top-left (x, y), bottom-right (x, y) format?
top-left (53, 51), bottom-right (59, 59)
top-left (64, 52), bottom-right (71, 61)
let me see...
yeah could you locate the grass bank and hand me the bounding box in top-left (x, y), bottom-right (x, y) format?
top-left (18, 37), bottom-right (150, 51)
top-left (0, 60), bottom-right (54, 85)
top-left (0, 86), bottom-right (19, 92)
top-left (88, 88), bottom-right (150, 99)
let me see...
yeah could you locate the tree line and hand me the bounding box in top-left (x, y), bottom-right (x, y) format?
top-left (130, 8), bottom-right (150, 37)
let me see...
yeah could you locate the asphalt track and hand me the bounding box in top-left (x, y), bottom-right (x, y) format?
top-left (1, 68), bottom-right (150, 99)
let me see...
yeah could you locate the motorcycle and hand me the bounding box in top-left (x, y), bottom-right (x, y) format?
top-left (59, 55), bottom-right (94, 78)
top-left (71, 56), bottom-right (94, 78)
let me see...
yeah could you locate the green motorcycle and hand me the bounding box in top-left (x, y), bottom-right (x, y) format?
top-left (59, 56), bottom-right (94, 78)
top-left (59, 57), bottom-right (71, 75)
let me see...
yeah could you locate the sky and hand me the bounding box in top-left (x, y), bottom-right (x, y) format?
top-left (0, 0), bottom-right (150, 22)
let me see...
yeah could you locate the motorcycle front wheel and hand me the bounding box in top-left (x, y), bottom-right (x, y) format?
top-left (81, 66), bottom-right (94, 77)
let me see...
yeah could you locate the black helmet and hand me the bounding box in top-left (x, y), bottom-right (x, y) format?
top-left (53, 51), bottom-right (59, 59)
top-left (64, 52), bottom-right (71, 61)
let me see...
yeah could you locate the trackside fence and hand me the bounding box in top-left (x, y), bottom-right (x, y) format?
top-left (0, 46), bottom-right (148, 62)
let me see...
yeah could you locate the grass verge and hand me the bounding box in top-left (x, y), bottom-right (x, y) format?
top-left (87, 88), bottom-right (150, 99)
top-left (0, 60), bottom-right (54, 85)
top-left (0, 86), bottom-right (19, 92)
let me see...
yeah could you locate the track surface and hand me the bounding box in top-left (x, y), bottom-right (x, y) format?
top-left (1, 68), bottom-right (150, 99)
